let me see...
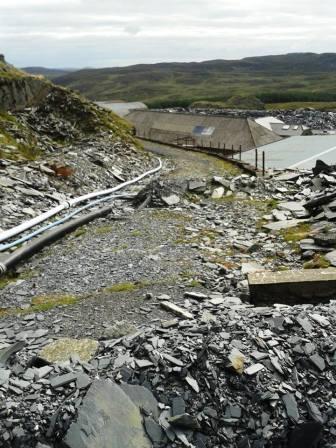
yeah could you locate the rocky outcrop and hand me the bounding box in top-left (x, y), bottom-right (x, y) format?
top-left (0, 77), bottom-right (51, 111)
top-left (0, 54), bottom-right (51, 111)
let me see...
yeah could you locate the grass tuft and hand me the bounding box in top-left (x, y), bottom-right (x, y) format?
top-left (105, 282), bottom-right (138, 293)
top-left (303, 254), bottom-right (330, 270)
top-left (280, 223), bottom-right (312, 245)
top-left (0, 293), bottom-right (80, 319)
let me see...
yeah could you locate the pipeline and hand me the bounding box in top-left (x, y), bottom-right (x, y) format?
top-left (0, 158), bottom-right (162, 244)
top-left (0, 205), bottom-right (123, 275)
top-left (0, 193), bottom-right (135, 252)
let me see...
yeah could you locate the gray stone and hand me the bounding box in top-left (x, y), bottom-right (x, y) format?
top-left (211, 187), bottom-right (225, 199)
top-left (188, 180), bottom-right (207, 192)
top-left (325, 250), bottom-right (336, 266)
top-left (184, 291), bottom-right (207, 301)
top-left (169, 413), bottom-right (200, 430)
top-left (200, 310), bottom-right (217, 323)
top-left (278, 201), bottom-right (308, 215)
top-left (0, 341), bottom-right (25, 367)
top-left (35, 366), bottom-right (53, 380)
top-left (172, 397), bottom-right (186, 416)
top-left (76, 373), bottom-right (92, 390)
top-left (307, 400), bottom-right (324, 423)
top-left (161, 353), bottom-right (184, 367)
top-left (296, 317), bottom-right (313, 333)
top-left (120, 383), bottom-right (159, 418)
top-left (160, 301), bottom-right (193, 319)
top-left (209, 297), bottom-right (225, 305)
top-left (144, 417), bottom-right (164, 443)
top-left (282, 393), bottom-right (300, 423)
top-left (309, 313), bottom-right (330, 327)
top-left (161, 194), bottom-right (180, 206)
top-left (272, 210), bottom-right (289, 221)
top-left (310, 354), bottom-right (326, 371)
top-left (0, 368), bottom-right (10, 386)
top-left (263, 219), bottom-right (304, 231)
top-left (63, 380), bottom-right (151, 448)
top-left (50, 373), bottom-right (78, 388)
top-left (135, 359), bottom-right (154, 368)
top-left (244, 363), bottom-right (265, 375)
top-left (185, 374), bottom-right (199, 393)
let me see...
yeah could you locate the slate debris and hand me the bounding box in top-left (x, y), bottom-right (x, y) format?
top-left (134, 180), bottom-right (184, 208)
top-left (0, 294), bottom-right (335, 448)
top-left (162, 106), bottom-right (336, 134)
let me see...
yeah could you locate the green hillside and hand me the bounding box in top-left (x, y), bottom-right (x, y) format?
top-left (22, 67), bottom-right (76, 80)
top-left (54, 53), bottom-right (336, 108)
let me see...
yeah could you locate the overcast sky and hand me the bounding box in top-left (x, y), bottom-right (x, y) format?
top-left (0, 0), bottom-right (335, 68)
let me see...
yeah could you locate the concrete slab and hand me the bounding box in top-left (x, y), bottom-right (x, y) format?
top-left (248, 268), bottom-right (336, 305)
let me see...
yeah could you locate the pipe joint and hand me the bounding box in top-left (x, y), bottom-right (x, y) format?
top-left (0, 262), bottom-right (7, 274)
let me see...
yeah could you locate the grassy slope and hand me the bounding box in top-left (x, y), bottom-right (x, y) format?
top-left (0, 59), bottom-right (27, 80)
top-left (54, 53), bottom-right (336, 108)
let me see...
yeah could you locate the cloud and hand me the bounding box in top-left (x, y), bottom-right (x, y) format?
top-left (0, 0), bottom-right (334, 67)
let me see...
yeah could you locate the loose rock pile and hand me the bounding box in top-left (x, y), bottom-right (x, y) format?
top-left (156, 108), bottom-right (336, 133)
top-left (264, 160), bottom-right (336, 266)
top-left (0, 290), bottom-right (335, 447)
top-left (0, 137), bottom-right (151, 233)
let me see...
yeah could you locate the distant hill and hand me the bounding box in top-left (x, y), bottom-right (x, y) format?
top-left (22, 67), bottom-right (77, 80)
top-left (54, 53), bottom-right (336, 107)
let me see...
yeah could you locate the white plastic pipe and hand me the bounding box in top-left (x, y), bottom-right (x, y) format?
top-left (0, 158), bottom-right (162, 243)
top-left (0, 203), bottom-right (69, 244)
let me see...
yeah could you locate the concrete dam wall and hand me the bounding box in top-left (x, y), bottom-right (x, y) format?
top-left (127, 110), bottom-right (282, 151)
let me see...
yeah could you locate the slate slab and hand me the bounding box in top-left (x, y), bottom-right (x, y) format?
top-left (0, 341), bottom-right (25, 367)
top-left (63, 380), bottom-right (151, 448)
top-left (120, 383), bottom-right (159, 419)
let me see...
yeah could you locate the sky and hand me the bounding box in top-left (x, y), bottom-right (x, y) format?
top-left (0, 0), bottom-right (335, 68)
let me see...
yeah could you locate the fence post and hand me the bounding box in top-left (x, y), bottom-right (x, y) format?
top-left (239, 145), bottom-right (242, 160)
top-left (262, 151), bottom-right (265, 177)
top-left (255, 148), bottom-right (258, 170)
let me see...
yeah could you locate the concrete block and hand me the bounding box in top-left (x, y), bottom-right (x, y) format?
top-left (248, 268), bottom-right (336, 305)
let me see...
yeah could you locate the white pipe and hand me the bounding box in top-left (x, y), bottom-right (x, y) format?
top-left (0, 203), bottom-right (69, 244)
top-left (68, 158), bottom-right (162, 205)
top-left (0, 158), bottom-right (162, 244)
